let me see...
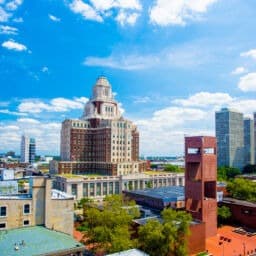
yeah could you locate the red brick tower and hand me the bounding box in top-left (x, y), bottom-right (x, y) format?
top-left (185, 136), bottom-right (217, 238)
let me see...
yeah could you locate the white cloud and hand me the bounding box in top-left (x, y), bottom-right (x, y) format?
top-left (231, 66), bottom-right (247, 75)
top-left (18, 97), bottom-right (89, 114)
top-left (89, 0), bottom-right (141, 11)
top-left (0, 6), bottom-right (10, 21)
top-left (5, 0), bottom-right (23, 11)
top-left (116, 11), bottom-right (139, 26)
top-left (0, 109), bottom-right (27, 116)
top-left (2, 39), bottom-right (27, 51)
top-left (133, 96), bottom-right (151, 104)
top-left (49, 14), bottom-right (61, 22)
top-left (149, 0), bottom-right (218, 26)
top-left (13, 17), bottom-right (23, 22)
top-left (41, 66), bottom-right (49, 73)
top-left (0, 119), bottom-right (61, 155)
top-left (241, 49), bottom-right (256, 59)
top-left (238, 72), bottom-right (256, 92)
top-left (0, 25), bottom-right (18, 34)
top-left (173, 92), bottom-right (233, 108)
top-left (84, 54), bottom-right (158, 70)
top-left (68, 0), bottom-right (141, 25)
top-left (69, 0), bottom-right (103, 22)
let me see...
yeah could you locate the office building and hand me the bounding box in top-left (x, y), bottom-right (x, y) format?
top-left (60, 76), bottom-right (145, 175)
top-left (215, 108), bottom-right (244, 169)
top-left (20, 136), bottom-right (36, 164)
top-left (244, 118), bottom-right (255, 165)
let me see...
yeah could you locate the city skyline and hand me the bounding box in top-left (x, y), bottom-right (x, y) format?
top-left (1, 0), bottom-right (256, 155)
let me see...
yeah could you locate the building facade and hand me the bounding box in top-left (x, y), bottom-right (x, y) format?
top-left (54, 172), bottom-right (185, 201)
top-left (215, 108), bottom-right (244, 169)
top-left (244, 118), bottom-right (255, 165)
top-left (20, 135), bottom-right (36, 164)
top-left (60, 76), bottom-right (144, 176)
top-left (0, 177), bottom-right (74, 235)
top-left (185, 136), bottom-right (217, 238)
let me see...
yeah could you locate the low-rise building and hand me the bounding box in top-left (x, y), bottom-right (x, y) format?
top-left (0, 176), bottom-right (74, 235)
top-left (54, 172), bottom-right (185, 201)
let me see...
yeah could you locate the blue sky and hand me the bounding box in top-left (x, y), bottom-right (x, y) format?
top-left (1, 0), bottom-right (256, 156)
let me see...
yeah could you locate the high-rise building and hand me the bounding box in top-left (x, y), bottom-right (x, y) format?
top-left (244, 118), bottom-right (255, 165)
top-left (20, 135), bottom-right (36, 164)
top-left (215, 108), bottom-right (244, 169)
top-left (60, 76), bottom-right (145, 176)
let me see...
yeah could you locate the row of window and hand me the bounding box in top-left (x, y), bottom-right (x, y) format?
top-left (0, 204), bottom-right (30, 217)
top-left (0, 220), bottom-right (30, 230)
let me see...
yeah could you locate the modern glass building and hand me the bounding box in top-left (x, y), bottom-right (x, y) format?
top-left (215, 108), bottom-right (244, 169)
top-left (244, 118), bottom-right (255, 165)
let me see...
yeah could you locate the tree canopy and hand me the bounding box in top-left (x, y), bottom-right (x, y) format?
top-left (227, 178), bottom-right (256, 202)
top-left (243, 164), bottom-right (256, 174)
top-left (138, 209), bottom-right (192, 256)
top-left (82, 195), bottom-right (140, 254)
top-left (164, 164), bottom-right (184, 173)
top-left (217, 166), bottom-right (241, 181)
top-left (217, 206), bottom-right (231, 226)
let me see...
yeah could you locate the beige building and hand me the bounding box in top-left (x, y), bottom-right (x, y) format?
top-left (0, 177), bottom-right (74, 236)
top-left (54, 172), bottom-right (185, 201)
top-left (59, 76), bottom-right (145, 176)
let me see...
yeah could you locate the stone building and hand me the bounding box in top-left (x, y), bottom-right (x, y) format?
top-left (60, 76), bottom-right (145, 176)
top-left (0, 177), bottom-right (74, 236)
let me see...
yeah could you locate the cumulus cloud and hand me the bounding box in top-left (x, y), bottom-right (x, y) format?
top-left (231, 66), bottom-right (247, 75)
top-left (238, 72), bottom-right (256, 92)
top-left (2, 39), bottom-right (27, 51)
top-left (0, 25), bottom-right (18, 34)
top-left (149, 0), bottom-right (218, 26)
top-left (69, 0), bottom-right (103, 22)
top-left (116, 11), bottom-right (139, 26)
top-left (5, 0), bottom-right (23, 11)
top-left (68, 0), bottom-right (141, 25)
top-left (41, 66), bottom-right (49, 73)
top-left (0, 6), bottom-right (10, 21)
top-left (49, 14), bottom-right (61, 22)
top-left (173, 92), bottom-right (233, 108)
top-left (0, 119), bottom-right (61, 155)
top-left (241, 49), bottom-right (256, 59)
top-left (18, 97), bottom-right (89, 114)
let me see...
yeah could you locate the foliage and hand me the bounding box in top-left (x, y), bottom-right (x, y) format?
top-left (217, 206), bottom-right (231, 226)
top-left (83, 195), bottom-right (139, 254)
top-left (145, 181), bottom-right (153, 189)
top-left (217, 166), bottom-right (241, 181)
top-left (243, 164), bottom-right (256, 174)
top-left (164, 164), bottom-right (183, 173)
top-left (138, 209), bottom-right (192, 256)
top-left (227, 178), bottom-right (256, 202)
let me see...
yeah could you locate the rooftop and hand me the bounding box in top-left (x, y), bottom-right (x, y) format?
top-left (223, 197), bottom-right (256, 207)
top-left (126, 186), bottom-right (184, 203)
top-left (0, 226), bottom-right (85, 256)
top-left (106, 249), bottom-right (149, 256)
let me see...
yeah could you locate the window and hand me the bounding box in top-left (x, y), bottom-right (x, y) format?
top-left (0, 223), bottom-right (6, 229)
top-left (24, 204), bottom-right (30, 214)
top-left (23, 220), bottom-right (30, 226)
top-left (0, 206), bottom-right (7, 217)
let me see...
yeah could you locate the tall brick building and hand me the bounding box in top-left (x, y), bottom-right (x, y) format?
top-left (59, 76), bottom-right (145, 176)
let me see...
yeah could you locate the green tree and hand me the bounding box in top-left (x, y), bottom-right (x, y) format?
top-left (138, 209), bottom-right (192, 256)
top-left (217, 166), bottom-right (241, 181)
top-left (84, 195), bottom-right (139, 254)
top-left (217, 206), bottom-right (231, 226)
top-left (164, 164), bottom-right (183, 173)
top-left (227, 178), bottom-right (256, 202)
